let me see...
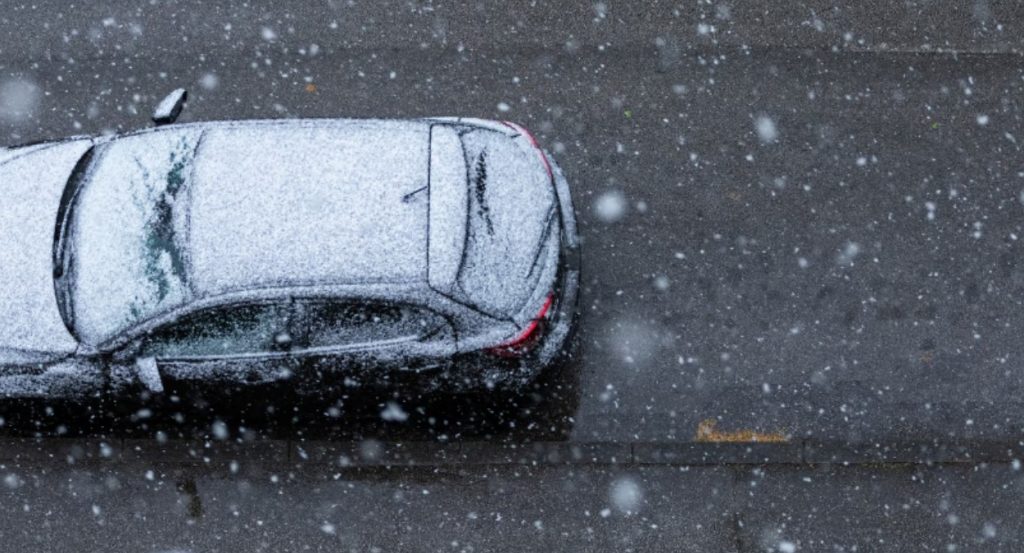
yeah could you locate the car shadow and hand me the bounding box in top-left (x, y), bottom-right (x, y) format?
top-left (0, 341), bottom-right (584, 444)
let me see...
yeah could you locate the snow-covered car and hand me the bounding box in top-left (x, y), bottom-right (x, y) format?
top-left (0, 117), bottom-right (579, 399)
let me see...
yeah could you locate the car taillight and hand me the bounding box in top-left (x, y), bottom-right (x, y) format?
top-left (486, 293), bottom-right (554, 358)
top-left (501, 121), bottom-right (553, 181)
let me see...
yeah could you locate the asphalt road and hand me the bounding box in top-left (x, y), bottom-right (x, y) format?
top-left (3, 1), bottom-right (1024, 551)
top-left (4, 454), bottom-right (1024, 552)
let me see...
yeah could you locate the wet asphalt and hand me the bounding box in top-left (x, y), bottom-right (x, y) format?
top-left (3, 1), bottom-right (1024, 551)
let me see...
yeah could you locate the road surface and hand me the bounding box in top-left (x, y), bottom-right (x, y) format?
top-left (2, 1), bottom-right (1024, 551)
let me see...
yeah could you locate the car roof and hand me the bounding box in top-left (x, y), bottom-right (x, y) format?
top-left (187, 119), bottom-right (434, 295)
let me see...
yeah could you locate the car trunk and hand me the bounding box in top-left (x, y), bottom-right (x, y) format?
top-left (453, 128), bottom-right (559, 319)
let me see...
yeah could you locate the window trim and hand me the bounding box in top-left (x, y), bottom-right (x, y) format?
top-left (101, 286), bottom-right (467, 357)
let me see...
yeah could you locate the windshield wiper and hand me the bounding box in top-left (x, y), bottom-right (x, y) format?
top-left (52, 145), bottom-right (96, 338)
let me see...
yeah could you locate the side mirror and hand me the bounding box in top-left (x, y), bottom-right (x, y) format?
top-left (152, 88), bottom-right (188, 125)
top-left (110, 336), bottom-right (143, 362)
top-left (134, 356), bottom-right (164, 393)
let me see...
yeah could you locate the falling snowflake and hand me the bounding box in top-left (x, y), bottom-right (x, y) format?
top-left (380, 401), bottom-right (409, 422)
top-left (594, 190), bottom-right (628, 223)
top-left (755, 115), bottom-right (779, 143)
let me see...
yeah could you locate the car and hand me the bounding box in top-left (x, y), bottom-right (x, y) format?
top-left (0, 116), bottom-right (580, 400)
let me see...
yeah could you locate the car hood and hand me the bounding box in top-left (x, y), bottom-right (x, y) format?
top-left (0, 139), bottom-right (91, 357)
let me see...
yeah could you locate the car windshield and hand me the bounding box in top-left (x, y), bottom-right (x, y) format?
top-left (59, 128), bottom-right (203, 344)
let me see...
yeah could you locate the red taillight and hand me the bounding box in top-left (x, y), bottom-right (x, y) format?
top-left (501, 121), bottom-right (553, 180)
top-left (486, 294), bottom-right (554, 358)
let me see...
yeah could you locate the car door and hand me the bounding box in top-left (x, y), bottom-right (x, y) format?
top-left (124, 301), bottom-right (299, 391)
top-left (289, 298), bottom-right (456, 393)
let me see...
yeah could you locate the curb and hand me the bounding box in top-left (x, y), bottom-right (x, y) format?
top-left (1, 438), bottom-right (1022, 469)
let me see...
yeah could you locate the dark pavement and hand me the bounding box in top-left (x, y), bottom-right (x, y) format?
top-left (3, 1), bottom-right (1024, 550)
top-left (3, 444), bottom-right (1023, 552)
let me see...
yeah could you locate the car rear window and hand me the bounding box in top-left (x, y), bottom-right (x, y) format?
top-left (455, 130), bottom-right (557, 317)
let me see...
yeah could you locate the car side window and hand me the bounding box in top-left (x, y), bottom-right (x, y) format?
top-left (298, 300), bottom-right (446, 350)
top-left (138, 303), bottom-right (290, 359)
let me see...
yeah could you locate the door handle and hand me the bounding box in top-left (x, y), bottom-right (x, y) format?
top-left (134, 356), bottom-right (164, 393)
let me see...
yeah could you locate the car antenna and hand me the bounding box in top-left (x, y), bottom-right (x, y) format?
top-left (152, 88), bottom-right (188, 126)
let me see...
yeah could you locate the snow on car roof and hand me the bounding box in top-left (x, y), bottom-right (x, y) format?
top-left (188, 120), bottom-right (431, 295)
